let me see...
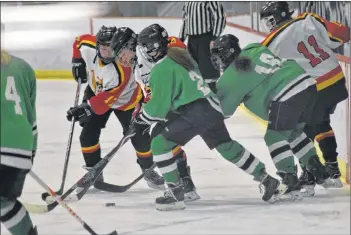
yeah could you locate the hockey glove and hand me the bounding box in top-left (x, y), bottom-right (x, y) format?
top-left (72, 58), bottom-right (88, 83)
top-left (66, 103), bottom-right (92, 126)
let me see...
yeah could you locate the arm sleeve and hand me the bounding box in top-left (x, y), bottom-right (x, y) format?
top-left (179, 4), bottom-right (188, 42)
top-left (216, 71), bottom-right (244, 118)
top-left (309, 13), bottom-right (350, 49)
top-left (208, 1), bottom-right (226, 39)
top-left (72, 34), bottom-right (97, 61)
top-left (140, 67), bottom-right (173, 124)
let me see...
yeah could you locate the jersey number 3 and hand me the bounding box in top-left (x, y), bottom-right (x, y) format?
top-left (5, 76), bottom-right (23, 115)
top-left (297, 35), bottom-right (330, 67)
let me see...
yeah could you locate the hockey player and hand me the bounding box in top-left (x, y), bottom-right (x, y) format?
top-left (66, 25), bottom-right (164, 190)
top-left (210, 34), bottom-right (330, 200)
top-left (132, 23), bottom-right (281, 211)
top-left (260, 1), bottom-right (350, 192)
top-left (0, 23), bottom-right (38, 235)
top-left (110, 28), bottom-right (200, 202)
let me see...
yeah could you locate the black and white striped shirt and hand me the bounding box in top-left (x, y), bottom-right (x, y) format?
top-left (179, 1), bottom-right (226, 41)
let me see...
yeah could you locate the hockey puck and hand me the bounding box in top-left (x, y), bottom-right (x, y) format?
top-left (105, 203), bottom-right (116, 207)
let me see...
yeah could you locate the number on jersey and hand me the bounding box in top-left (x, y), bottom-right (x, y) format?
top-left (297, 35), bottom-right (330, 67)
top-left (255, 53), bottom-right (283, 75)
top-left (189, 71), bottom-right (211, 96)
top-left (5, 76), bottom-right (23, 115)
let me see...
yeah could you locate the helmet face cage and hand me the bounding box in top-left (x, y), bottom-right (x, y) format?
top-left (260, 1), bottom-right (292, 32)
top-left (261, 15), bottom-right (277, 32)
top-left (211, 47), bottom-right (236, 71)
top-left (138, 24), bottom-right (169, 63)
top-left (96, 26), bottom-right (117, 64)
top-left (114, 37), bottom-right (137, 67)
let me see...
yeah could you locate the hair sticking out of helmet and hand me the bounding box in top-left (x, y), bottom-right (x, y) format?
top-left (110, 27), bottom-right (137, 67)
top-left (260, 1), bottom-right (294, 32)
top-left (167, 47), bottom-right (196, 71)
top-left (137, 24), bottom-right (169, 63)
top-left (210, 34), bottom-right (244, 71)
top-left (96, 25), bottom-right (117, 64)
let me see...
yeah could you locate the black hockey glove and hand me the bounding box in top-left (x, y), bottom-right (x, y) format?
top-left (72, 58), bottom-right (88, 84)
top-left (66, 103), bottom-right (92, 126)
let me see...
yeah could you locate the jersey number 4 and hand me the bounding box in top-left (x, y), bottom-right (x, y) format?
top-left (297, 35), bottom-right (330, 67)
top-left (5, 76), bottom-right (23, 115)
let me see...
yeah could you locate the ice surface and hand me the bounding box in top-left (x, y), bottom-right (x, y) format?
top-left (2, 80), bottom-right (349, 235)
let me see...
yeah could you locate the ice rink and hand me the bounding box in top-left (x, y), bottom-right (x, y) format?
top-left (2, 80), bottom-right (350, 234)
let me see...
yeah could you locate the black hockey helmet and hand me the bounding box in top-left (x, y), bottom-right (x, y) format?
top-left (260, 1), bottom-right (294, 32)
top-left (210, 34), bottom-right (241, 71)
top-left (96, 25), bottom-right (117, 64)
top-left (110, 27), bottom-right (137, 67)
top-left (137, 24), bottom-right (169, 63)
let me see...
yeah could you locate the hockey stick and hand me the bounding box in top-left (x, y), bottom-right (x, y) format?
top-left (29, 171), bottom-right (118, 235)
top-left (41, 78), bottom-right (82, 201)
top-left (93, 162), bottom-right (157, 192)
top-left (42, 162), bottom-right (158, 204)
top-left (25, 127), bottom-right (136, 213)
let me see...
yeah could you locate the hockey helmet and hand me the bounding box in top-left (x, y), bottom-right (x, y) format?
top-left (210, 34), bottom-right (241, 71)
top-left (137, 24), bottom-right (169, 63)
top-left (260, 1), bottom-right (294, 32)
top-left (110, 27), bottom-right (137, 67)
top-left (96, 25), bottom-right (117, 64)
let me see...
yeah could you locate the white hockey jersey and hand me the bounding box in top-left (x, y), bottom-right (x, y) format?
top-left (134, 36), bottom-right (187, 100)
top-left (261, 13), bottom-right (350, 91)
top-left (72, 34), bottom-right (142, 115)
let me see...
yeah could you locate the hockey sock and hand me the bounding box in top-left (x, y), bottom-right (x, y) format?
top-left (216, 140), bottom-right (265, 180)
top-left (81, 142), bottom-right (102, 167)
top-left (0, 198), bottom-right (34, 235)
top-left (151, 135), bottom-right (180, 183)
top-left (264, 129), bottom-right (295, 173)
top-left (136, 150), bottom-right (153, 169)
top-left (315, 129), bottom-right (338, 162)
top-left (289, 132), bottom-right (317, 167)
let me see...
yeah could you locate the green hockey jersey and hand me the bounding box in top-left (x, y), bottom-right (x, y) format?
top-left (1, 51), bottom-right (37, 170)
top-left (216, 43), bottom-right (313, 120)
top-left (140, 56), bottom-right (222, 123)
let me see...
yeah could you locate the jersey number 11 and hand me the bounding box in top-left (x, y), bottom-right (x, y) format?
top-left (297, 35), bottom-right (330, 67)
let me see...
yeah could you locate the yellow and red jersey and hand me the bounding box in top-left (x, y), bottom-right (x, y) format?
top-left (72, 34), bottom-right (142, 115)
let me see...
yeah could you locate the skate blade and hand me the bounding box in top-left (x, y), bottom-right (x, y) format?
top-left (156, 201), bottom-right (186, 211)
top-left (268, 185), bottom-right (303, 204)
top-left (322, 178), bottom-right (343, 189)
top-left (301, 185), bottom-right (315, 197)
top-left (184, 191), bottom-right (201, 202)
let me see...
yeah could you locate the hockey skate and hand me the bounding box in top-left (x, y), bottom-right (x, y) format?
top-left (179, 164), bottom-right (200, 202)
top-left (258, 169), bottom-right (281, 203)
top-left (143, 168), bottom-right (166, 190)
top-left (156, 182), bottom-right (185, 211)
top-left (322, 161), bottom-right (343, 188)
top-left (299, 165), bottom-right (316, 197)
top-left (306, 155), bottom-right (330, 185)
top-left (275, 171), bottom-right (303, 202)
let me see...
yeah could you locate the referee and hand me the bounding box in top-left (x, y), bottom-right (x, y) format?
top-left (179, 1), bottom-right (226, 93)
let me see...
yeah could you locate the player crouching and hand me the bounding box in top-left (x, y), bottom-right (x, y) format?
top-left (109, 27), bottom-right (200, 202)
top-left (210, 34), bottom-right (331, 202)
top-left (66, 26), bottom-right (164, 190)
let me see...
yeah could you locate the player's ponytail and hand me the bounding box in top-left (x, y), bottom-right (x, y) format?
top-left (167, 47), bottom-right (196, 71)
top-left (233, 56), bottom-right (252, 72)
